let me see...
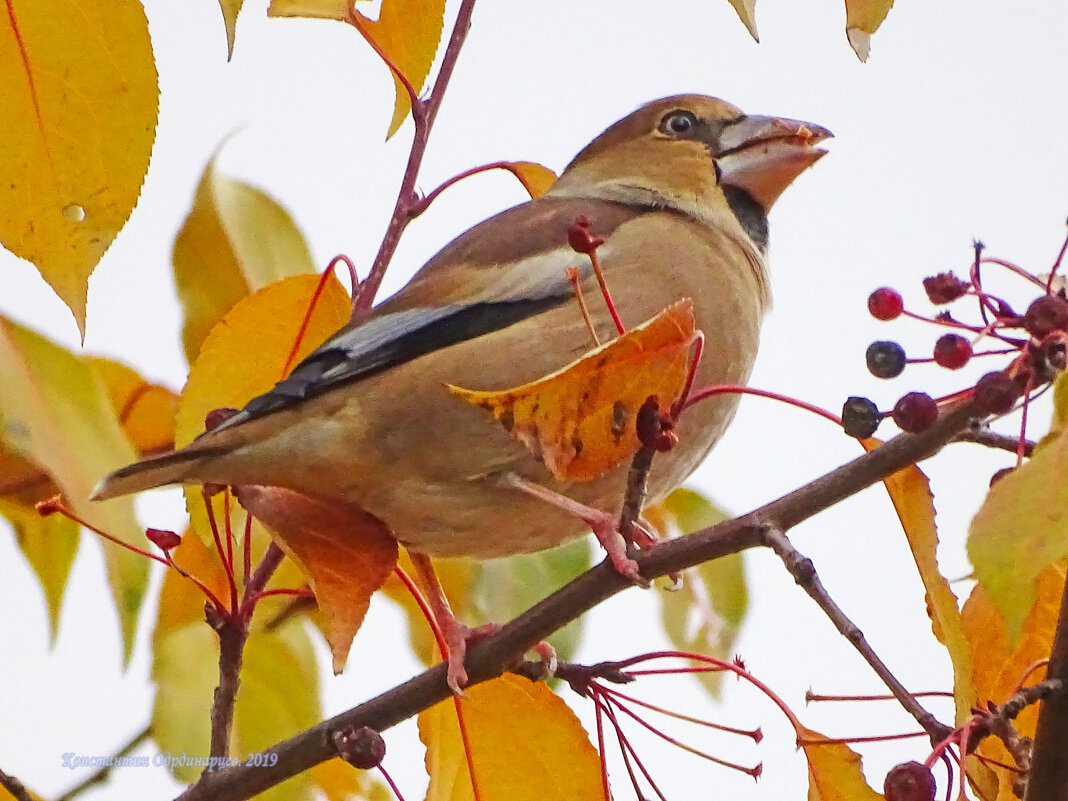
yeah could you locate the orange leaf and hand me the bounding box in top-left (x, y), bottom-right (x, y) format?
top-left (798, 726), bottom-right (884, 801)
top-left (175, 272), bottom-right (350, 546)
top-left (153, 530), bottom-right (231, 645)
top-left (450, 299), bottom-right (697, 482)
top-left (88, 357), bottom-right (179, 456)
top-left (419, 674), bottom-right (603, 801)
top-left (962, 562), bottom-right (1064, 800)
top-left (503, 162), bottom-right (558, 199)
top-left (844, 0), bottom-right (895, 61)
top-left (0, 0), bottom-right (158, 335)
top-left (237, 485), bottom-right (398, 673)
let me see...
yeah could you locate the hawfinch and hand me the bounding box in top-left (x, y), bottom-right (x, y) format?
top-left (95, 94), bottom-right (830, 687)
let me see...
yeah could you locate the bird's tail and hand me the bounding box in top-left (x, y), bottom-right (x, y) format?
top-left (91, 447), bottom-right (218, 501)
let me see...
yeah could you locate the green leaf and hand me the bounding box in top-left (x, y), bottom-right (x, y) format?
top-left (652, 488), bottom-right (748, 698)
top-left (0, 317), bottom-right (148, 659)
top-left (470, 537), bottom-right (592, 664)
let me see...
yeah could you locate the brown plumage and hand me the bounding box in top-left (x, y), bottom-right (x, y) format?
top-left (95, 96), bottom-right (829, 562)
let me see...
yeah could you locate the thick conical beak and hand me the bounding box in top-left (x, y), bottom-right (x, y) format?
top-left (716, 115), bottom-right (832, 211)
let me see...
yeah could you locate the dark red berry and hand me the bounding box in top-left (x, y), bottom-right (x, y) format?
top-left (205, 407), bottom-right (240, 431)
top-left (922, 272), bottom-right (969, 304)
top-left (867, 287), bottom-right (904, 321)
top-left (990, 467), bottom-right (1014, 487)
top-left (567, 215), bottom-right (604, 254)
top-left (332, 726), bottom-right (386, 770)
top-left (973, 371), bottom-right (1020, 415)
top-left (842, 396), bottom-right (881, 438)
top-left (866, 341), bottom-right (907, 379)
top-left (146, 528), bottom-right (182, 551)
top-left (884, 761), bottom-right (936, 801)
top-left (892, 392), bottom-right (938, 433)
top-left (1023, 295), bottom-right (1068, 338)
top-left (932, 334), bottom-right (972, 369)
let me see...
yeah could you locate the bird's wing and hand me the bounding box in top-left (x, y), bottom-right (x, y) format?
top-left (211, 197), bottom-right (644, 431)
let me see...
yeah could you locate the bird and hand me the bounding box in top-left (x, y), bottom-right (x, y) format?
top-left (94, 94), bottom-right (830, 690)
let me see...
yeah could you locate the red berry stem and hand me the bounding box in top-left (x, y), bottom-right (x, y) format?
top-left (1045, 227), bottom-right (1068, 293)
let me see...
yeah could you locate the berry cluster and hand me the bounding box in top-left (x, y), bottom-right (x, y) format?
top-left (842, 236), bottom-right (1068, 439)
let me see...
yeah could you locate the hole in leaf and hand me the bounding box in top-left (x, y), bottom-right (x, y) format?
top-left (63, 203), bottom-right (85, 223)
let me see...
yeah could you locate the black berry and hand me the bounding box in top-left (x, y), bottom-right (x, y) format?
top-left (884, 761), bottom-right (936, 801)
top-left (932, 334), bottom-right (972, 369)
top-left (868, 288), bottom-right (904, 321)
top-left (1023, 295), bottom-right (1068, 338)
top-left (892, 392), bottom-right (938, 433)
top-left (973, 371), bottom-right (1020, 415)
top-left (866, 341), bottom-right (907, 379)
top-left (842, 396), bottom-right (881, 438)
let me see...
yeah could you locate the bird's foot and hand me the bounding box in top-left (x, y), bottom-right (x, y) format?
top-left (439, 617), bottom-right (501, 696)
top-left (496, 473), bottom-right (650, 587)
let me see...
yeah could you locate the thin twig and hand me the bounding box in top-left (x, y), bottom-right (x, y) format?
top-left (55, 725), bottom-right (152, 801)
top-left (762, 527), bottom-right (952, 742)
top-left (954, 424), bottom-right (1035, 457)
top-left (353, 0), bottom-right (478, 312)
top-left (175, 401), bottom-right (978, 801)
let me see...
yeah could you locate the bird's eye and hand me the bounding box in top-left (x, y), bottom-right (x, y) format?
top-left (660, 111), bottom-right (698, 136)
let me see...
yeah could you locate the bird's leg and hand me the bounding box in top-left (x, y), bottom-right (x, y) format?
top-left (495, 473), bottom-right (650, 587)
top-left (408, 552), bottom-right (558, 694)
top-left (409, 552), bottom-right (498, 695)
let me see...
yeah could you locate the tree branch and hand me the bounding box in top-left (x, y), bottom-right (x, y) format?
top-left (0, 767), bottom-right (33, 801)
top-left (763, 527), bottom-right (952, 742)
top-left (1024, 564), bottom-right (1068, 801)
top-left (175, 401), bottom-right (977, 801)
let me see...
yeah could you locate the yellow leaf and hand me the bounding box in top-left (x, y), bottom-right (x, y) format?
top-left (844, 0), bottom-right (894, 61)
top-left (218, 0), bottom-right (245, 60)
top-left (862, 440), bottom-right (975, 724)
top-left (173, 154), bottom-right (318, 363)
top-left (267, 0), bottom-right (352, 21)
top-left (503, 162), bottom-right (558, 199)
top-left (0, 0), bottom-right (158, 335)
top-left (726, 0), bottom-right (759, 42)
top-left (651, 488), bottom-right (747, 699)
top-left (152, 616), bottom-right (319, 801)
top-left (1, 497), bottom-right (78, 640)
top-left (967, 433), bottom-right (1068, 641)
top-left (798, 726), bottom-right (883, 801)
top-left (419, 675), bottom-right (603, 801)
top-left (88, 357), bottom-right (179, 456)
top-left (355, 0), bottom-right (446, 137)
top-left (236, 485), bottom-right (398, 673)
top-left (450, 300), bottom-right (697, 482)
top-left (0, 317), bottom-right (147, 658)
top-left (175, 273), bottom-right (350, 545)
top-left (962, 562), bottom-right (1064, 800)
top-left (311, 758), bottom-right (393, 801)
top-left (267, 0), bottom-right (445, 136)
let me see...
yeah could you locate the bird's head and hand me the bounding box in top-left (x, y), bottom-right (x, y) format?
top-left (549, 94), bottom-right (832, 250)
